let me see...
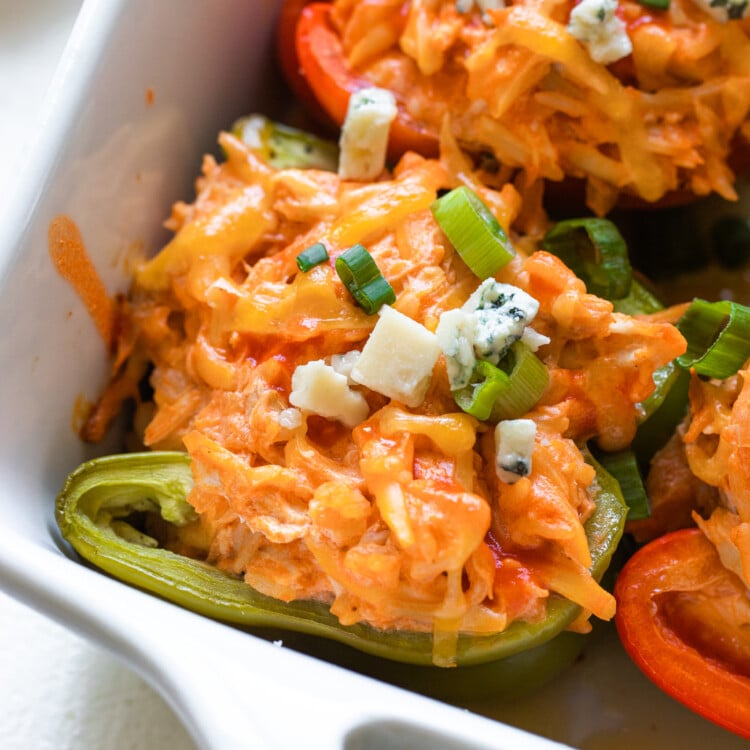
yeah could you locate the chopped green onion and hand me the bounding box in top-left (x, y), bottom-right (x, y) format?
top-left (451, 343), bottom-right (548, 422)
top-left (430, 186), bottom-right (515, 279)
top-left (541, 218), bottom-right (632, 300)
top-left (591, 448), bottom-right (650, 521)
top-left (489, 343), bottom-right (549, 421)
top-left (677, 298), bottom-right (750, 379)
top-left (453, 361), bottom-right (511, 420)
top-left (296, 243), bottom-right (329, 272)
top-left (636, 0), bottom-right (669, 9)
top-left (232, 114), bottom-right (339, 171)
top-left (335, 244), bottom-right (396, 315)
top-left (612, 278), bottom-right (663, 316)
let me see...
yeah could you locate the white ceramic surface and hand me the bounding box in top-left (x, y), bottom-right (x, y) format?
top-left (0, 3), bottom-right (197, 747)
top-left (0, 1), bottom-right (748, 749)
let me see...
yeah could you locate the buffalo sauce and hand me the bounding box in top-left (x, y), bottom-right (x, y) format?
top-left (48, 215), bottom-right (114, 350)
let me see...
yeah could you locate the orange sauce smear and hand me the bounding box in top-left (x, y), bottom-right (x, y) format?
top-left (48, 215), bottom-right (114, 349)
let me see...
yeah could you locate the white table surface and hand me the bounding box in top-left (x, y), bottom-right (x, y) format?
top-left (0, 2), bottom-right (196, 747)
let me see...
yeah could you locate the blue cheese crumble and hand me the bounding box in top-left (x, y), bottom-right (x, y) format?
top-left (495, 419), bottom-right (536, 484)
top-left (567, 0), bottom-right (633, 65)
top-left (350, 305), bottom-right (442, 407)
top-left (338, 87), bottom-right (397, 181)
top-left (330, 350), bottom-right (362, 382)
top-left (436, 279), bottom-right (548, 389)
top-left (289, 360), bottom-right (369, 428)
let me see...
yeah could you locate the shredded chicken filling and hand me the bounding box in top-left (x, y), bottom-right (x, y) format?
top-left (87, 131), bottom-right (685, 641)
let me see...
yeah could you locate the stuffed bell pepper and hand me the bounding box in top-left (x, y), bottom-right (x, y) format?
top-left (55, 108), bottom-right (690, 699)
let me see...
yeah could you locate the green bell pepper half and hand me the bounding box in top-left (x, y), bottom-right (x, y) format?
top-left (612, 278), bottom-right (690, 467)
top-left (231, 114), bottom-right (339, 171)
top-left (56, 450), bottom-right (626, 678)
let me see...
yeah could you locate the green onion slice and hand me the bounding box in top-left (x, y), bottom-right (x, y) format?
top-left (335, 244), bottom-right (396, 315)
top-left (453, 361), bottom-right (511, 420)
top-left (613, 279), bottom-right (690, 464)
top-left (541, 218), bottom-right (632, 301)
top-left (591, 447), bottom-right (650, 521)
top-left (636, 0), bottom-right (669, 9)
top-left (296, 242), bottom-right (329, 272)
top-left (612, 278), bottom-right (664, 316)
top-left (430, 186), bottom-right (515, 279)
top-left (489, 343), bottom-right (549, 421)
top-left (677, 298), bottom-right (750, 379)
top-left (631, 363), bottom-right (690, 467)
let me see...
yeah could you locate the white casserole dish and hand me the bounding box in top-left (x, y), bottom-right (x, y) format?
top-left (0, 1), bottom-right (748, 748)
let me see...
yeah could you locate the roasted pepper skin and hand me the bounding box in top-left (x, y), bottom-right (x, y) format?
top-left (56, 450), bottom-right (626, 696)
top-left (614, 529), bottom-right (750, 739)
